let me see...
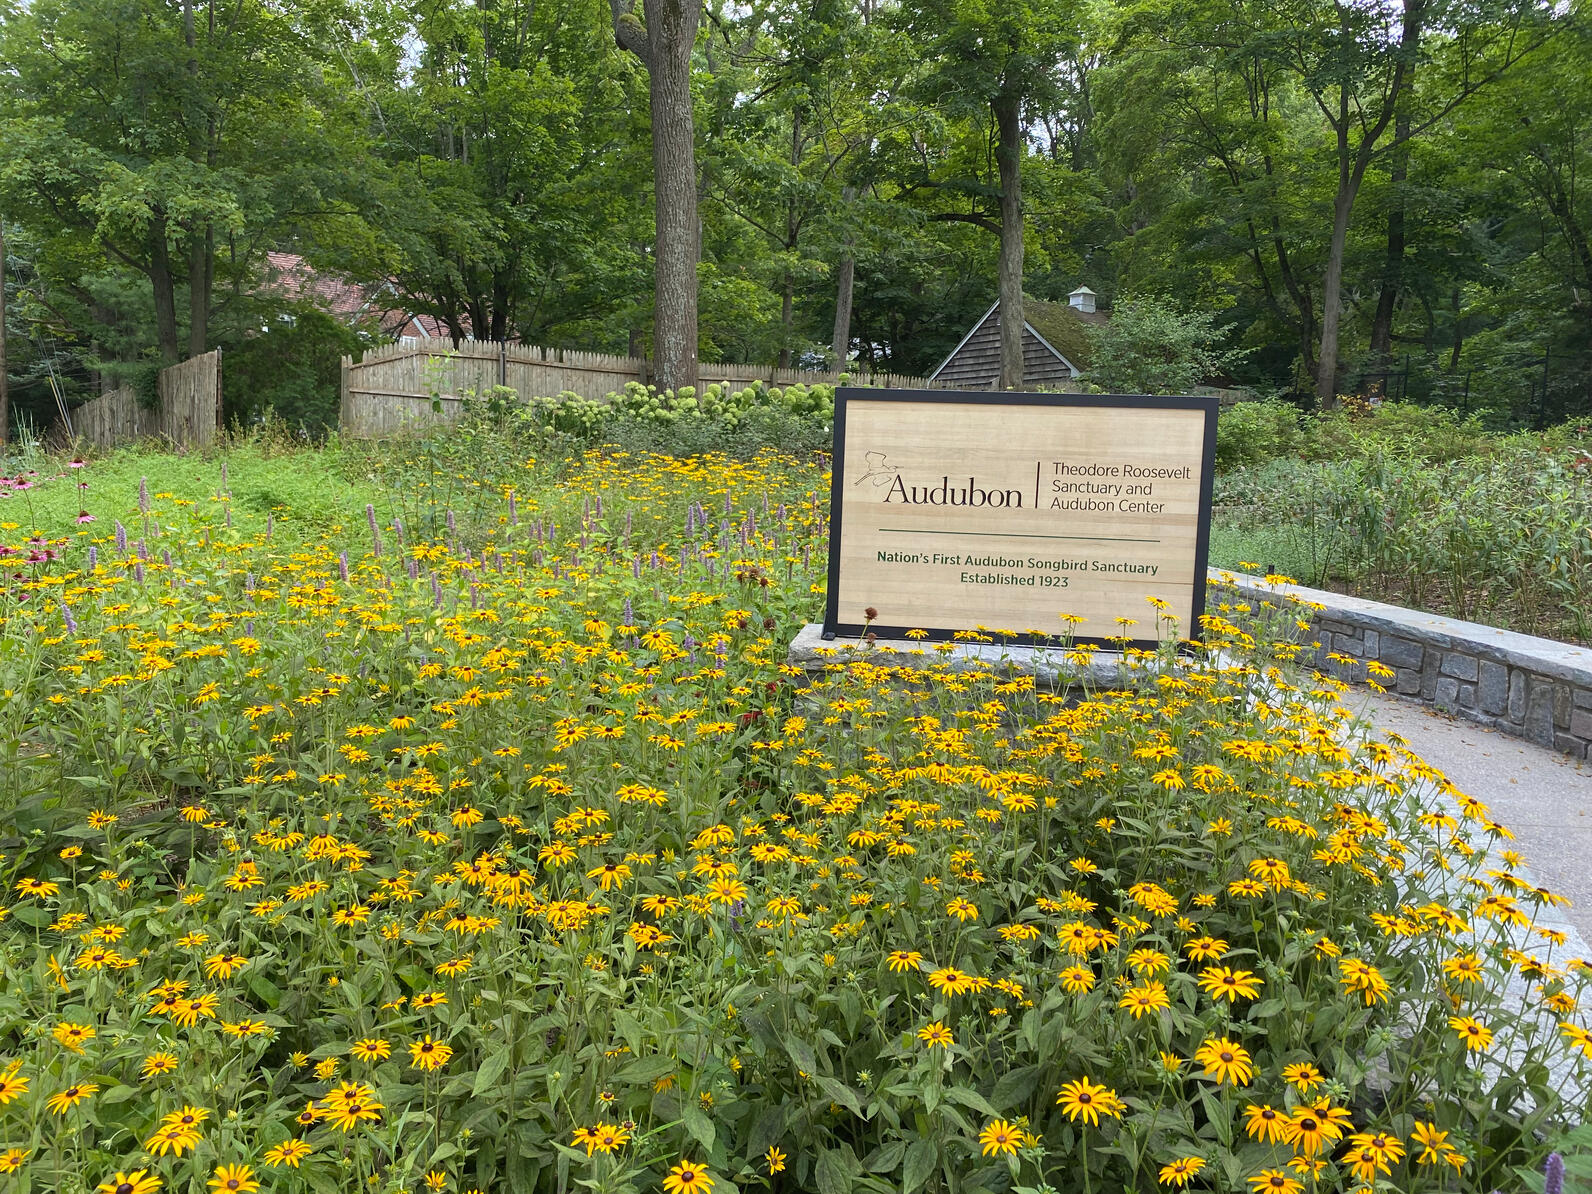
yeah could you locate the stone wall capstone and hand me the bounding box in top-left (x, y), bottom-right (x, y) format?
top-left (1217, 571), bottom-right (1592, 760)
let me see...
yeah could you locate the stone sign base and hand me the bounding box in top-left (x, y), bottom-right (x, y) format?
top-left (786, 623), bottom-right (1160, 689)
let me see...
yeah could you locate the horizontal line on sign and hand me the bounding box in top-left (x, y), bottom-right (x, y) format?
top-left (877, 528), bottom-right (1162, 544)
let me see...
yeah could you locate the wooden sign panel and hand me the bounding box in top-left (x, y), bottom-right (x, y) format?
top-left (824, 390), bottom-right (1218, 649)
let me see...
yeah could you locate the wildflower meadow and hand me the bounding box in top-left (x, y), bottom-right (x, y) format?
top-left (0, 419), bottom-right (1585, 1194)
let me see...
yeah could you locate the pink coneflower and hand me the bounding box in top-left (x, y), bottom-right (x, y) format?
top-left (76, 511), bottom-right (95, 524)
top-left (69, 458), bottom-right (86, 468)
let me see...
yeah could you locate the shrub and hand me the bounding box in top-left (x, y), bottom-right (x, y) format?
top-left (1214, 400), bottom-right (1304, 471)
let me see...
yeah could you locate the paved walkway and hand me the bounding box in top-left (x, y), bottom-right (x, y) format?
top-left (1346, 690), bottom-right (1592, 943)
top-left (1344, 691), bottom-right (1592, 1107)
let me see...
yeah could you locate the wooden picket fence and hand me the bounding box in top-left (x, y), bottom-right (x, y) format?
top-left (339, 338), bottom-right (936, 438)
top-left (70, 351), bottom-right (223, 449)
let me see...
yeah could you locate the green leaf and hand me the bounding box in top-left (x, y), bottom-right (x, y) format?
top-left (989, 1064), bottom-right (1041, 1111)
top-left (815, 1146), bottom-right (856, 1194)
top-left (473, 1048), bottom-right (511, 1097)
top-left (682, 1104), bottom-right (716, 1151)
top-left (903, 1140), bottom-right (937, 1193)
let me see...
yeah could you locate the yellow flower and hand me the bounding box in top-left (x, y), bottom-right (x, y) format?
top-left (262, 1141), bottom-right (313, 1168)
top-left (46, 1081), bottom-right (98, 1114)
top-left (917, 1022), bottom-right (954, 1048)
top-left (1119, 982), bottom-right (1171, 1019)
top-left (207, 1164), bottom-right (261, 1193)
top-left (96, 1171), bottom-right (161, 1194)
top-left (1193, 1037), bottom-right (1253, 1086)
top-left (350, 1038), bottom-right (391, 1062)
top-left (51, 1022), bottom-right (95, 1052)
top-left (1158, 1157), bottom-right (1205, 1187)
top-left (0, 1149), bottom-right (30, 1175)
top-left (978, 1119), bottom-right (1023, 1157)
top-left (662, 1159), bottom-right (714, 1194)
top-left (409, 1035), bottom-right (454, 1071)
top-left (765, 1147), bottom-right (787, 1174)
top-left (1197, 966), bottom-right (1262, 1003)
top-left (1245, 1104), bottom-right (1289, 1145)
top-left (886, 950), bottom-right (923, 973)
top-left (1448, 1015), bottom-right (1493, 1052)
top-left (1246, 1170), bottom-right (1303, 1194)
top-left (1055, 1077), bottom-right (1126, 1126)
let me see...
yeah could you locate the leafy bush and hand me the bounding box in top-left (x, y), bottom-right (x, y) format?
top-left (1214, 400), bottom-right (1304, 471)
top-left (1211, 444), bottom-right (1592, 641)
top-left (1083, 297), bottom-right (1249, 395)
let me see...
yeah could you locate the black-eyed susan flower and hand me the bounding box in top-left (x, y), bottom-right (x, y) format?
top-left (262, 1141), bottom-right (312, 1169)
top-left (1246, 1170), bottom-right (1302, 1194)
top-left (207, 1164), bottom-right (260, 1193)
top-left (1055, 1077), bottom-right (1125, 1126)
top-left (409, 1035), bottom-right (453, 1071)
top-left (1119, 981), bottom-right (1171, 1019)
top-left (1158, 1156), bottom-right (1205, 1187)
top-left (95, 1171), bottom-right (161, 1194)
top-left (1193, 1037), bottom-right (1253, 1086)
top-left (661, 1159), bottom-right (713, 1194)
top-left (978, 1119), bottom-right (1022, 1157)
top-left (1244, 1104), bottom-right (1289, 1145)
top-left (46, 1081), bottom-right (98, 1114)
top-left (1448, 1015), bottom-right (1493, 1052)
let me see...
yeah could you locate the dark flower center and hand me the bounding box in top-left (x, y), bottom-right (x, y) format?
top-left (118, 1185), bottom-right (133, 1194)
top-left (1220, 1052), bottom-right (1234, 1063)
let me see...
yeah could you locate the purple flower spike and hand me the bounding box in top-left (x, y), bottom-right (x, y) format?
top-left (339, 552), bottom-right (350, 582)
top-left (60, 602), bottom-right (77, 633)
top-left (407, 558), bottom-right (419, 581)
top-left (1546, 1153), bottom-right (1564, 1194)
top-left (114, 521), bottom-right (127, 554)
top-left (138, 477), bottom-right (150, 514)
top-left (366, 505), bottom-right (382, 557)
top-left (431, 574), bottom-right (444, 609)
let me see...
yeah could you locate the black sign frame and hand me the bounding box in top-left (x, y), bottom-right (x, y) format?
top-left (822, 388), bottom-right (1220, 652)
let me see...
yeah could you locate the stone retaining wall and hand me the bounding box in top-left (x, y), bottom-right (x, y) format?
top-left (1220, 571), bottom-right (1592, 760)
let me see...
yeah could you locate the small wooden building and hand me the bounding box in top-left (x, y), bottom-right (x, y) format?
top-left (929, 293), bottom-right (1106, 390)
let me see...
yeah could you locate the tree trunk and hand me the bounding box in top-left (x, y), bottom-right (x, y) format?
top-left (778, 276), bottom-right (794, 369)
top-left (643, 0), bottom-right (700, 392)
top-left (0, 218), bottom-right (8, 446)
top-left (188, 224), bottom-right (213, 359)
top-left (1367, 97), bottom-right (1414, 380)
top-left (150, 217), bottom-right (182, 364)
top-left (832, 252), bottom-right (855, 368)
top-left (994, 92), bottom-right (1024, 391)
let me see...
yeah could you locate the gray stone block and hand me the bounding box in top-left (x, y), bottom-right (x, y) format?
top-left (1525, 681), bottom-right (1557, 746)
top-left (1334, 632), bottom-right (1364, 654)
top-left (1380, 636), bottom-right (1425, 668)
top-left (1435, 677), bottom-right (1461, 710)
top-left (1396, 668), bottom-right (1421, 695)
top-left (1457, 683), bottom-right (1476, 708)
top-left (1363, 630), bottom-right (1379, 656)
top-left (1554, 733), bottom-right (1588, 761)
top-left (1571, 708), bottom-right (1592, 741)
top-left (1556, 684), bottom-right (1573, 729)
top-left (1509, 671), bottom-right (1528, 721)
top-left (1440, 652), bottom-right (1480, 681)
top-left (1575, 688), bottom-right (1592, 710)
top-left (1479, 661), bottom-right (1508, 715)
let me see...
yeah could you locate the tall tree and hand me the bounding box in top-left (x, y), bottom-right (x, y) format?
top-left (611, 0), bottom-right (701, 390)
top-left (0, 0), bottom-right (362, 364)
top-left (896, 0), bottom-right (1083, 389)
